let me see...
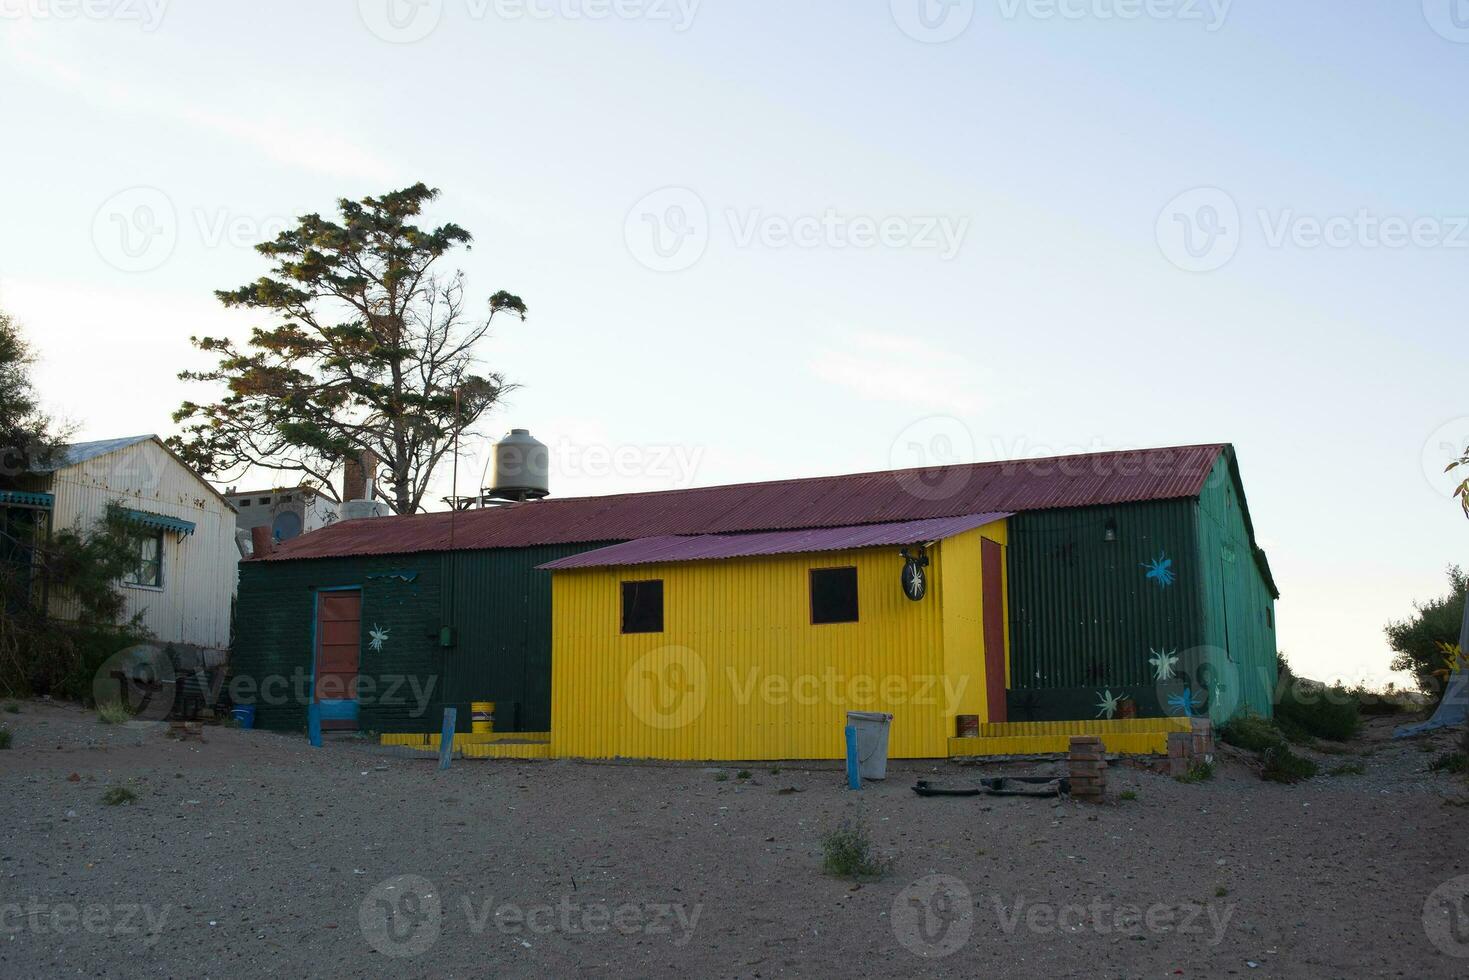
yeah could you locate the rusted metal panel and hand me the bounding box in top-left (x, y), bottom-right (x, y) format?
top-left (261, 445), bottom-right (1226, 561)
top-left (537, 513), bottom-right (1010, 570)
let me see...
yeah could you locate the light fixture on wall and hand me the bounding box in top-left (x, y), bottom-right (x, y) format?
top-left (1103, 518), bottom-right (1118, 543)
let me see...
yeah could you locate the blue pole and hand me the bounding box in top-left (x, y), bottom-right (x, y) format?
top-left (307, 703), bottom-right (322, 747)
top-left (845, 725), bottom-right (861, 790)
top-left (438, 706), bottom-right (457, 771)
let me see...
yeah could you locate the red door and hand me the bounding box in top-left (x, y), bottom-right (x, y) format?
top-left (314, 590), bottom-right (361, 731)
top-left (981, 539), bottom-right (1008, 723)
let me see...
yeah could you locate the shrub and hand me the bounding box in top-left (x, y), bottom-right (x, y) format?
top-left (1430, 752), bottom-right (1469, 774)
top-left (96, 701), bottom-right (132, 725)
top-left (1118, 790), bottom-right (1138, 801)
top-left (3, 702), bottom-right (18, 714)
top-left (1220, 712), bottom-right (1286, 753)
top-left (1261, 745), bottom-right (1318, 783)
top-left (101, 785), bottom-right (137, 806)
top-left (0, 726), bottom-right (10, 749)
top-left (1177, 760), bottom-right (1216, 784)
top-left (1385, 566), bottom-right (1466, 698)
top-left (820, 822), bottom-right (889, 880)
top-left (736, 769), bottom-right (751, 780)
top-left (1328, 762), bottom-right (1365, 776)
top-left (1274, 654), bottom-right (1361, 741)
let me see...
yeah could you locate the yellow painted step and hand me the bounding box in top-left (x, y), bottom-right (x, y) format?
top-left (975, 718), bottom-right (1190, 738)
top-left (948, 732), bottom-right (1171, 757)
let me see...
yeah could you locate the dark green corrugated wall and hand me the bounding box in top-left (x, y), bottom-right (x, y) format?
top-left (1006, 500), bottom-right (1204, 719)
top-left (233, 543), bottom-right (600, 734)
top-left (1195, 455), bottom-right (1279, 721)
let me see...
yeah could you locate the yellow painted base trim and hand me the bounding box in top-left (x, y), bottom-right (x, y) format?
top-left (380, 732), bottom-right (553, 747)
top-left (976, 718), bottom-right (1190, 738)
top-left (460, 741), bottom-right (552, 760)
top-left (949, 731), bottom-right (1173, 757)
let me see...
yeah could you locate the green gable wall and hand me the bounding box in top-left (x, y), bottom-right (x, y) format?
top-left (1006, 499), bottom-right (1205, 720)
top-left (1194, 455), bottom-right (1279, 722)
top-left (233, 543), bottom-right (600, 734)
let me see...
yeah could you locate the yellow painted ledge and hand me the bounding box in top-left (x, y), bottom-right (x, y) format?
top-left (975, 718), bottom-right (1190, 738)
top-left (949, 731), bottom-right (1172, 757)
top-left (380, 732), bottom-right (552, 747)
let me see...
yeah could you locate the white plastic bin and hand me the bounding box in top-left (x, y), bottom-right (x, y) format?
top-left (846, 711), bottom-right (894, 780)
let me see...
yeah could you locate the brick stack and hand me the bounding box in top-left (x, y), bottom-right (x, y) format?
top-left (1166, 732), bottom-right (1192, 776)
top-left (1191, 717), bottom-right (1215, 760)
top-left (1068, 735), bottom-right (1107, 801)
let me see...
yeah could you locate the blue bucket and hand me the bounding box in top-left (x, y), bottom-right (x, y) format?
top-left (231, 705), bottom-right (256, 729)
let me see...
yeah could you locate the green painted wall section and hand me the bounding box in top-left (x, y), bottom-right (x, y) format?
top-left (233, 543), bottom-right (598, 734)
top-left (1195, 455), bottom-right (1279, 722)
top-left (1007, 499), bottom-right (1204, 716)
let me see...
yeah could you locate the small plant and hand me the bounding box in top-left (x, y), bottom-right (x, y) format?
top-left (769, 766), bottom-right (781, 776)
top-left (736, 769), bottom-right (751, 780)
top-left (0, 727), bottom-right (11, 750)
top-left (4, 702), bottom-right (19, 714)
top-left (1118, 790), bottom-right (1138, 801)
top-left (1430, 751), bottom-right (1469, 774)
top-left (1220, 712), bottom-right (1286, 753)
top-left (102, 785), bottom-right (138, 806)
top-left (1215, 886), bottom-right (1229, 898)
top-left (1177, 760), bottom-right (1216, 784)
top-left (713, 772), bottom-right (729, 782)
top-left (97, 702), bottom-right (133, 725)
top-left (1260, 745), bottom-right (1318, 784)
top-left (820, 821), bottom-right (889, 880)
top-left (1328, 762), bottom-right (1365, 776)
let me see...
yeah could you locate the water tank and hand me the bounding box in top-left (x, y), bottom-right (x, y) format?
top-left (341, 499), bottom-right (390, 520)
top-left (488, 428), bottom-right (550, 501)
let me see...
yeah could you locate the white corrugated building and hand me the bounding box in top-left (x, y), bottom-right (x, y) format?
top-left (10, 435), bottom-right (239, 650)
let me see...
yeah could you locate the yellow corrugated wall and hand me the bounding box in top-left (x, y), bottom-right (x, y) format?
top-left (549, 521), bottom-right (1010, 761)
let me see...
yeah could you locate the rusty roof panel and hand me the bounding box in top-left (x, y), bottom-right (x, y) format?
top-left (259, 444), bottom-right (1226, 562)
top-left (537, 512), bottom-right (1011, 570)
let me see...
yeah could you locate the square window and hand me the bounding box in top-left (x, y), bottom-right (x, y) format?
top-left (124, 530), bottom-right (164, 588)
top-left (810, 567), bottom-right (858, 624)
top-left (621, 580), bottom-right (664, 634)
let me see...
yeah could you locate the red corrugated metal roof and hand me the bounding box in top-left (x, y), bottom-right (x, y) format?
top-left (258, 443), bottom-right (1227, 562)
top-left (537, 512), bottom-right (1012, 570)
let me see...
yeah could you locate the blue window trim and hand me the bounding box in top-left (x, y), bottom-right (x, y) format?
top-left (121, 509), bottom-right (196, 537)
top-left (0, 490), bottom-right (54, 510)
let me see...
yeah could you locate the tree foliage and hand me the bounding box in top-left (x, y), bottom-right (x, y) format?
top-left (0, 310), bottom-right (67, 478)
top-left (1385, 565), bottom-right (1467, 696)
top-left (170, 183), bottom-right (527, 514)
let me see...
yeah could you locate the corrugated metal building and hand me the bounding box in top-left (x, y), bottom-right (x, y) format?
top-left (232, 443), bottom-right (1278, 749)
top-left (3, 435), bottom-right (240, 650)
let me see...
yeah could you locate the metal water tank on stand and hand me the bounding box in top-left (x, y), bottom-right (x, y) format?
top-left (487, 429), bottom-right (550, 502)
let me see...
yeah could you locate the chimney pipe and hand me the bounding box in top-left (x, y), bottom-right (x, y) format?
top-left (343, 450), bottom-right (379, 502)
top-left (250, 525), bottom-right (274, 558)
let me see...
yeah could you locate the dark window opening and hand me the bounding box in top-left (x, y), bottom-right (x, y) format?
top-left (621, 580), bottom-right (664, 634)
top-left (1265, 607), bottom-right (1273, 630)
top-left (124, 530), bottom-right (164, 589)
top-left (810, 567), bottom-right (859, 624)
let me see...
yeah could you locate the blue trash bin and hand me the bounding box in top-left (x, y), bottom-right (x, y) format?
top-left (231, 705), bottom-right (256, 729)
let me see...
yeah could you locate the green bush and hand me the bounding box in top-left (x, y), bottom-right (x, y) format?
top-left (820, 822), bottom-right (889, 880)
top-left (1261, 745), bottom-right (1318, 783)
top-left (1273, 654), bottom-right (1361, 741)
top-left (1385, 566), bottom-right (1466, 698)
top-left (101, 785), bottom-right (137, 806)
top-left (96, 701), bottom-right (132, 725)
top-left (0, 726), bottom-right (11, 749)
top-left (1430, 752), bottom-right (1468, 774)
top-left (1177, 760), bottom-right (1216, 784)
top-left (1328, 762), bottom-right (1365, 776)
top-left (1220, 712), bottom-right (1286, 753)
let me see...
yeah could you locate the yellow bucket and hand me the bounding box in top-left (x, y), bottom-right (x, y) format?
top-left (471, 701), bottom-right (495, 734)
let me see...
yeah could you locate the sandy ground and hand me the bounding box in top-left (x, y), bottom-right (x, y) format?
top-left (2, 701), bottom-right (1467, 979)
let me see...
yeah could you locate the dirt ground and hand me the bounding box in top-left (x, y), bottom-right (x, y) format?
top-left (2, 701), bottom-right (1467, 978)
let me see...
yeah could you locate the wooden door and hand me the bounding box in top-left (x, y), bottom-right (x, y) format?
top-left (981, 539), bottom-right (1008, 723)
top-left (314, 589), bottom-right (361, 730)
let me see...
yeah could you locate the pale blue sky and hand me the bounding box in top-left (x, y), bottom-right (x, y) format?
top-left (2, 1), bottom-right (1466, 686)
